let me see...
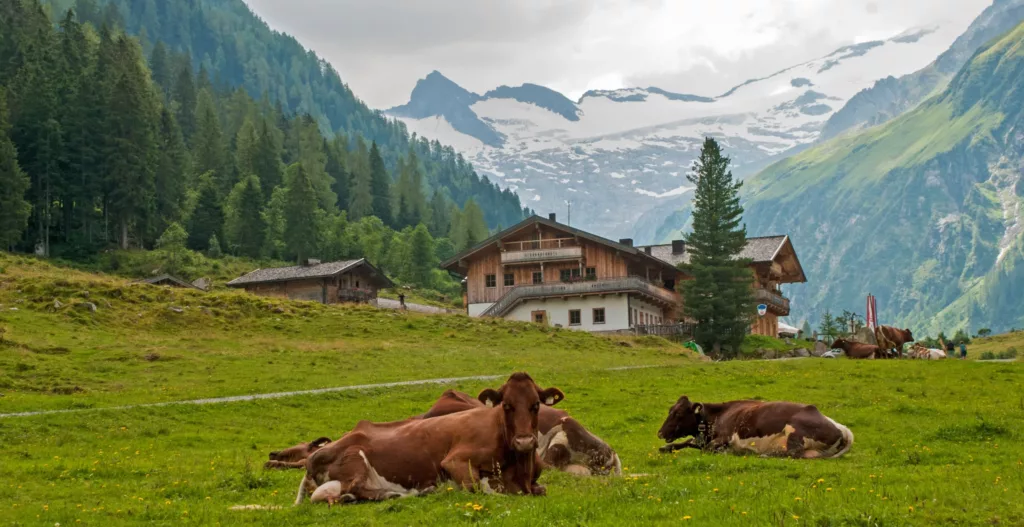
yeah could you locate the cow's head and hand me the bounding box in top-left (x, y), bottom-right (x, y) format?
top-left (268, 437), bottom-right (332, 463)
top-left (479, 373), bottom-right (564, 453)
top-left (830, 338), bottom-right (849, 351)
top-left (657, 396), bottom-right (703, 443)
top-left (901, 328), bottom-right (915, 342)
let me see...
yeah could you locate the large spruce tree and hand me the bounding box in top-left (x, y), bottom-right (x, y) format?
top-left (284, 163), bottom-right (319, 263)
top-left (368, 141), bottom-right (393, 226)
top-left (680, 137), bottom-right (753, 357)
top-left (0, 90), bottom-right (31, 250)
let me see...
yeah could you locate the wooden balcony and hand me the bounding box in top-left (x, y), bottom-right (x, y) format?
top-left (501, 238), bottom-right (582, 265)
top-left (755, 288), bottom-right (790, 316)
top-left (482, 276), bottom-right (679, 318)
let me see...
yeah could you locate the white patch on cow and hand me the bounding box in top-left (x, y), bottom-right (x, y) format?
top-left (480, 477), bottom-right (496, 494)
top-left (729, 425), bottom-right (795, 456)
top-left (564, 464), bottom-right (591, 476)
top-left (357, 450), bottom-right (420, 500)
top-left (823, 416), bottom-right (855, 458)
top-left (545, 396), bottom-right (555, 405)
top-left (310, 481), bottom-right (344, 503)
top-left (484, 399), bottom-right (494, 408)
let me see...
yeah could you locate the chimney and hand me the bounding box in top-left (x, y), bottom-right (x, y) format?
top-left (619, 238), bottom-right (633, 247)
top-left (548, 213), bottom-right (557, 222)
top-left (672, 240), bottom-right (685, 255)
top-left (644, 246), bottom-right (652, 255)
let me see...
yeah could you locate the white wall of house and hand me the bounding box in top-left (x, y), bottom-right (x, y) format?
top-left (505, 295), bottom-right (631, 331)
top-left (468, 303), bottom-right (495, 317)
top-left (628, 296), bottom-right (668, 326)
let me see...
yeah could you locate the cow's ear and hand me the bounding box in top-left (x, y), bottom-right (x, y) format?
top-left (310, 437), bottom-right (331, 448)
top-left (478, 388), bottom-right (503, 407)
top-left (692, 403), bottom-right (703, 415)
top-left (538, 387), bottom-right (564, 406)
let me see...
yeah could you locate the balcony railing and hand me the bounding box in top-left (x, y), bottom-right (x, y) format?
top-left (338, 288), bottom-right (376, 304)
top-left (755, 288), bottom-right (790, 316)
top-left (482, 276), bottom-right (679, 318)
top-left (501, 238), bottom-right (583, 265)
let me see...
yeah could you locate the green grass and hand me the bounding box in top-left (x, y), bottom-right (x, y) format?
top-left (740, 334), bottom-right (816, 358)
top-left (2, 255), bottom-right (1023, 526)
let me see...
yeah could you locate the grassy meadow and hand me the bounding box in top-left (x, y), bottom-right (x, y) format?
top-left (2, 254), bottom-right (1023, 526)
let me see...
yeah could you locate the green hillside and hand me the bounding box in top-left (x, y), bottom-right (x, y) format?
top-left (738, 21), bottom-right (1024, 335)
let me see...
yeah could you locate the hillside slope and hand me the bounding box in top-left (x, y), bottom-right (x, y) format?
top-left (820, 0), bottom-right (1024, 140)
top-left (740, 21), bottom-right (1024, 334)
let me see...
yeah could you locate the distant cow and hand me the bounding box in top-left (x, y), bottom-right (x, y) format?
top-left (876, 326), bottom-right (914, 357)
top-left (909, 344), bottom-right (946, 360)
top-left (831, 338), bottom-right (884, 359)
top-left (269, 389), bottom-right (620, 477)
top-left (657, 396), bottom-right (854, 459)
top-left (295, 373), bottom-right (564, 505)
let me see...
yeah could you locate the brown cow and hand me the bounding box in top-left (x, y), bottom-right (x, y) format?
top-left (875, 326), bottom-right (914, 358)
top-left (423, 389), bottom-right (621, 476)
top-left (831, 338), bottom-right (883, 359)
top-left (295, 373), bottom-right (564, 505)
top-left (657, 396), bottom-right (854, 459)
top-left (269, 389), bottom-right (620, 476)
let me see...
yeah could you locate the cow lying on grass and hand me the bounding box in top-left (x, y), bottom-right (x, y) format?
top-left (657, 396), bottom-right (854, 459)
top-left (909, 344), bottom-right (946, 360)
top-left (268, 389), bottom-right (620, 477)
top-left (831, 338), bottom-right (886, 359)
top-left (294, 373), bottom-right (563, 505)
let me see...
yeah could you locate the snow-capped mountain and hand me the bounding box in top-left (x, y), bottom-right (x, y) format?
top-left (386, 19), bottom-right (979, 241)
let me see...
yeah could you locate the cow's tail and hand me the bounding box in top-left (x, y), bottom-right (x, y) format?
top-left (824, 417), bottom-right (854, 458)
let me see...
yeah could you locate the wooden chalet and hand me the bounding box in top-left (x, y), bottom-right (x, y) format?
top-left (441, 214), bottom-right (806, 336)
top-left (226, 258), bottom-right (393, 305)
top-left (135, 274), bottom-right (206, 291)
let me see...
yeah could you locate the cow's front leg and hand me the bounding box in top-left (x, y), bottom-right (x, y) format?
top-left (441, 453), bottom-right (483, 492)
top-left (659, 438), bottom-right (696, 453)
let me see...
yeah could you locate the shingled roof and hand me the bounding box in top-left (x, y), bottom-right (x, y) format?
top-left (135, 274), bottom-right (205, 291)
top-left (226, 259), bottom-right (394, 288)
top-left (638, 235), bottom-right (790, 266)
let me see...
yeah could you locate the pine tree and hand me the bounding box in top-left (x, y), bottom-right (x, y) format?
top-left (187, 174), bottom-right (223, 251)
top-left (347, 140), bottom-right (374, 220)
top-left (680, 137), bottom-right (753, 357)
top-left (171, 54), bottom-right (196, 143)
top-left (156, 221), bottom-right (187, 273)
top-left (193, 87), bottom-right (229, 191)
top-left (105, 35), bottom-right (157, 249)
top-left (207, 233), bottom-right (223, 258)
top-left (405, 223), bottom-right (436, 287)
top-left (818, 311), bottom-right (840, 344)
top-left (325, 138), bottom-right (349, 214)
top-left (260, 185), bottom-right (287, 259)
top-left (153, 107), bottom-right (188, 233)
top-left (148, 41), bottom-right (171, 98)
top-left (224, 175), bottom-right (265, 258)
top-left (296, 115), bottom-right (335, 210)
top-left (396, 147), bottom-right (426, 228)
top-left (800, 320), bottom-right (813, 338)
top-left (448, 204), bottom-right (465, 251)
top-left (428, 189), bottom-right (450, 237)
top-left (0, 90), bottom-right (31, 250)
top-left (284, 163), bottom-right (318, 263)
top-left (250, 117), bottom-right (283, 198)
top-left (461, 199), bottom-right (488, 250)
top-left (368, 141), bottom-right (393, 226)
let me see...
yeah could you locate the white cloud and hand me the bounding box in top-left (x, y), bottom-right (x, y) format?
top-left (243, 0), bottom-right (991, 108)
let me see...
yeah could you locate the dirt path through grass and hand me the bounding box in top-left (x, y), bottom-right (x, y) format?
top-left (1, 365), bottom-right (660, 419)
top-left (0, 374), bottom-right (503, 419)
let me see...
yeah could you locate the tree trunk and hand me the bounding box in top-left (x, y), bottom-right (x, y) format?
top-left (120, 219), bottom-right (128, 250)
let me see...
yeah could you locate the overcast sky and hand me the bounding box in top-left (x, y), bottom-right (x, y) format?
top-left (243, 0), bottom-right (990, 110)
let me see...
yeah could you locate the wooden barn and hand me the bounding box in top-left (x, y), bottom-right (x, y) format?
top-left (226, 259), bottom-right (393, 305)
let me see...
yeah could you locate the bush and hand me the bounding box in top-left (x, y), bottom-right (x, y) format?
top-left (980, 351), bottom-right (996, 361)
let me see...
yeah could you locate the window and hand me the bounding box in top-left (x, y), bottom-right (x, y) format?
top-left (571, 268), bottom-right (581, 279)
top-left (532, 272), bottom-right (543, 284)
top-left (532, 310), bottom-right (547, 324)
top-left (569, 309), bottom-right (581, 326)
top-left (504, 273), bottom-right (515, 286)
top-left (560, 269), bottom-right (571, 282)
top-left (585, 267), bottom-right (596, 279)
top-left (593, 308), bottom-right (606, 325)
top-left (485, 274), bottom-right (496, 288)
